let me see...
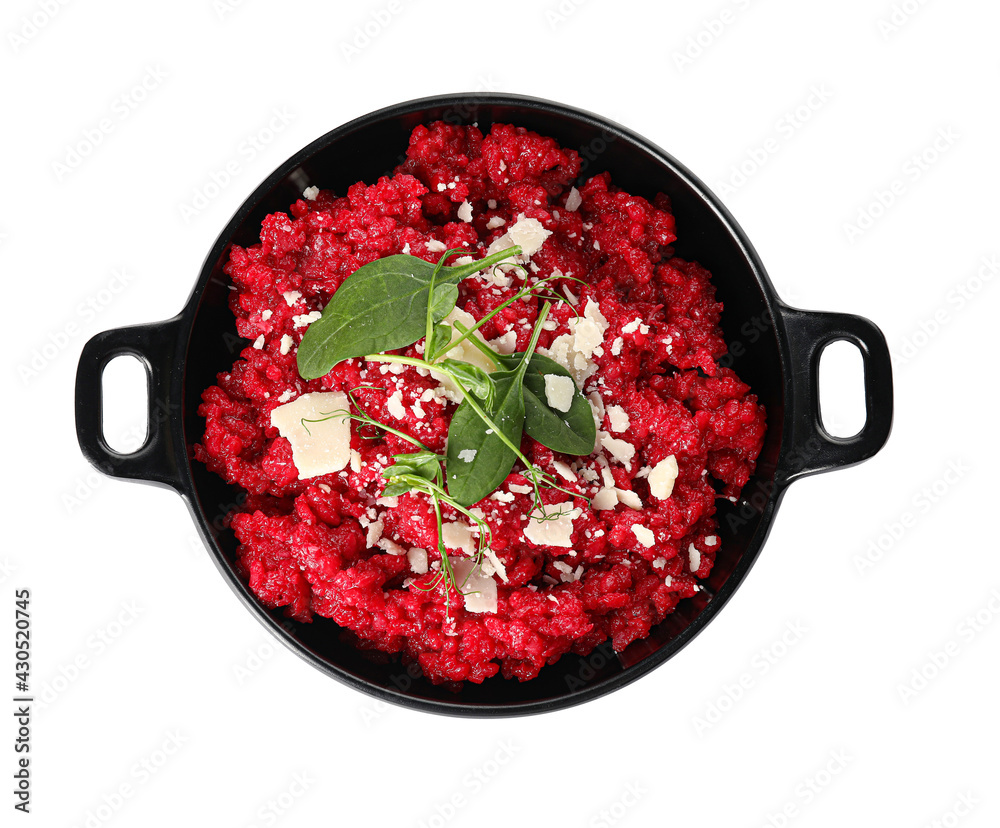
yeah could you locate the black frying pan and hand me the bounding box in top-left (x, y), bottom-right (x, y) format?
top-left (75, 94), bottom-right (893, 716)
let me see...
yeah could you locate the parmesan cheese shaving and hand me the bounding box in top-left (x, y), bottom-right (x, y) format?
top-left (270, 392), bottom-right (351, 479)
top-left (632, 525), bottom-right (655, 548)
top-left (544, 374), bottom-right (575, 413)
top-left (407, 547), bottom-right (428, 574)
top-left (607, 405), bottom-right (630, 433)
top-left (451, 558), bottom-right (498, 613)
top-left (442, 521), bottom-right (476, 555)
top-left (523, 504), bottom-right (582, 548)
top-left (598, 431), bottom-right (636, 468)
top-left (648, 455), bottom-right (679, 499)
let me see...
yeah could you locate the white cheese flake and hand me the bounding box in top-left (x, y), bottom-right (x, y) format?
top-left (279, 334), bottom-right (294, 355)
top-left (377, 538), bottom-right (406, 556)
top-left (622, 317), bottom-right (643, 334)
top-left (592, 487), bottom-right (619, 511)
top-left (595, 453), bottom-right (616, 487)
top-left (303, 186), bottom-right (319, 200)
top-left (457, 200), bottom-right (473, 222)
top-left (458, 449), bottom-right (477, 463)
top-left (543, 374), bottom-right (575, 413)
top-left (292, 310), bottom-right (322, 328)
top-left (598, 431), bottom-right (635, 468)
top-left (615, 488), bottom-right (643, 510)
top-left (610, 336), bottom-right (623, 356)
top-left (489, 331), bottom-right (518, 355)
top-left (565, 186), bottom-right (582, 212)
top-left (648, 455), bottom-right (679, 499)
top-left (261, 309), bottom-right (273, 321)
top-left (442, 521), bottom-right (476, 555)
top-left (523, 504), bottom-right (581, 548)
top-left (607, 405), bottom-right (630, 433)
top-left (252, 335), bottom-right (264, 350)
top-left (705, 535), bottom-right (719, 546)
top-left (508, 484), bottom-right (533, 494)
top-left (407, 547), bottom-right (428, 575)
top-left (366, 519), bottom-right (384, 547)
top-left (689, 543), bottom-right (701, 572)
top-left (507, 215), bottom-right (551, 255)
top-left (270, 392), bottom-right (351, 479)
top-left (426, 239), bottom-right (446, 252)
top-left (486, 216), bottom-right (506, 230)
top-left (482, 547), bottom-right (509, 583)
top-left (587, 392), bottom-right (605, 430)
top-left (632, 525), bottom-right (655, 548)
top-left (538, 299), bottom-right (609, 390)
top-left (386, 390), bottom-right (406, 420)
top-left (282, 291), bottom-right (301, 307)
top-left (487, 213), bottom-right (552, 262)
top-left (553, 561), bottom-right (581, 583)
top-left (552, 459), bottom-right (577, 482)
top-left (451, 558), bottom-right (497, 614)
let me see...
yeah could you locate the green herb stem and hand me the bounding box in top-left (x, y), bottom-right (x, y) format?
top-left (428, 271), bottom-right (573, 361)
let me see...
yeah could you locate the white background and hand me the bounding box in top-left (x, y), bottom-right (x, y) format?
top-left (3, 0), bottom-right (998, 826)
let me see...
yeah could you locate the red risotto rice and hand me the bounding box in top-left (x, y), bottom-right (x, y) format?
top-left (195, 121), bottom-right (766, 685)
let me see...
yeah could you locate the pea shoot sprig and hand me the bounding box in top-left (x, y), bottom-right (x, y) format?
top-left (380, 449), bottom-right (494, 620)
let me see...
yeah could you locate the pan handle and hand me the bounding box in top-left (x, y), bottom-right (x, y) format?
top-left (75, 317), bottom-right (185, 491)
top-left (775, 304), bottom-right (893, 485)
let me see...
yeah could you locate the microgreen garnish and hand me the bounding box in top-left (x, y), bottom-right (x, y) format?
top-left (296, 245), bottom-right (522, 380)
top-left (293, 245), bottom-right (601, 613)
top-left (425, 268), bottom-right (587, 361)
top-left (380, 450), bottom-right (494, 620)
top-left (458, 326), bottom-right (597, 456)
top-left (437, 359), bottom-right (496, 409)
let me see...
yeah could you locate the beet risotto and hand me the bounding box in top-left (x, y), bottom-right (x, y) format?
top-left (195, 121), bottom-right (766, 685)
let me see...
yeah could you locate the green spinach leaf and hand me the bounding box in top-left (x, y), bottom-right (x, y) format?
top-left (444, 303), bottom-right (553, 507)
top-left (296, 247), bottom-right (519, 380)
top-left (444, 370), bottom-right (526, 507)
top-left (497, 352), bottom-right (596, 456)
